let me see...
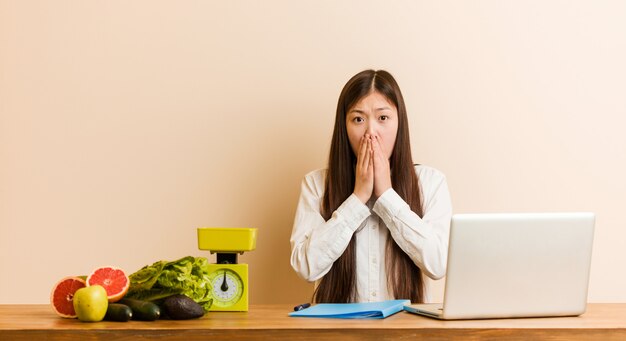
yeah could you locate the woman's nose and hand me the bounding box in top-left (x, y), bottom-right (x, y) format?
top-left (366, 122), bottom-right (376, 136)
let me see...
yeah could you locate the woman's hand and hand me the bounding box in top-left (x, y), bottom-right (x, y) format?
top-left (372, 135), bottom-right (392, 197)
top-left (353, 134), bottom-right (374, 203)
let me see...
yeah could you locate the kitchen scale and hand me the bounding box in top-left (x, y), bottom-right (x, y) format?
top-left (197, 227), bottom-right (257, 311)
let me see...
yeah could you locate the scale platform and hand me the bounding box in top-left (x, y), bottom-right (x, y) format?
top-left (197, 227), bottom-right (257, 253)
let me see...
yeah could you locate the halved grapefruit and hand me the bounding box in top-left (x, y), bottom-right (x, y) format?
top-left (86, 266), bottom-right (130, 303)
top-left (50, 276), bottom-right (87, 318)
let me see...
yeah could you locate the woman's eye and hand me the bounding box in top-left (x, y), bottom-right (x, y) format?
top-left (354, 117), bottom-right (364, 123)
top-left (379, 115), bottom-right (389, 121)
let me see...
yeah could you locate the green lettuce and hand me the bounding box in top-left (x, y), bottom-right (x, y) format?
top-left (126, 256), bottom-right (213, 311)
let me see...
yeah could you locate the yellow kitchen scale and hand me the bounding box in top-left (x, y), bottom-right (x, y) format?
top-left (197, 227), bottom-right (257, 311)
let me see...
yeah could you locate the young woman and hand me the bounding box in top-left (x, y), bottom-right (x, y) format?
top-left (290, 70), bottom-right (452, 303)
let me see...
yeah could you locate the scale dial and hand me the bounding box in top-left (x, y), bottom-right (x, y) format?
top-left (207, 268), bottom-right (244, 308)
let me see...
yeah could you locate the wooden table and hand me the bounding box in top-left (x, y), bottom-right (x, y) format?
top-left (1, 304), bottom-right (625, 340)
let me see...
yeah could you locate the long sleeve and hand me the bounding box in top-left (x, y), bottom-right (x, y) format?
top-left (372, 166), bottom-right (452, 280)
top-left (290, 170), bottom-right (371, 282)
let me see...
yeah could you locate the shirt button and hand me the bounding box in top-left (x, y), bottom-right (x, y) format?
top-left (373, 258), bottom-right (377, 264)
top-left (371, 291), bottom-right (377, 297)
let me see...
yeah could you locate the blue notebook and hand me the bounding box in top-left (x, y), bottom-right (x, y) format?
top-left (288, 299), bottom-right (410, 319)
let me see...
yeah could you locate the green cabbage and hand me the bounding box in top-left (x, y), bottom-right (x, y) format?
top-left (126, 256), bottom-right (213, 311)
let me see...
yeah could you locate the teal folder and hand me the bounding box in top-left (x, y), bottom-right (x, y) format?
top-left (288, 299), bottom-right (410, 319)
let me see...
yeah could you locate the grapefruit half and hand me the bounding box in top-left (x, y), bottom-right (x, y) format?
top-left (50, 276), bottom-right (87, 318)
top-left (86, 266), bottom-right (130, 303)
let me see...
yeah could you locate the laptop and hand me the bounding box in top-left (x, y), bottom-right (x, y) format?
top-left (404, 212), bottom-right (595, 320)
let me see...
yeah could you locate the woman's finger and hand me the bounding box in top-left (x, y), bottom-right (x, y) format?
top-left (353, 135), bottom-right (374, 203)
top-left (372, 135), bottom-right (392, 196)
top-left (371, 136), bottom-right (380, 161)
top-left (356, 135), bottom-right (366, 168)
top-left (363, 137), bottom-right (372, 171)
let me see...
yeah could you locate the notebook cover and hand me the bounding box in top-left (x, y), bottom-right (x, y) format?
top-left (288, 299), bottom-right (410, 319)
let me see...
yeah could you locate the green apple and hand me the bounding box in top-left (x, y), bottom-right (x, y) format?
top-left (73, 285), bottom-right (108, 322)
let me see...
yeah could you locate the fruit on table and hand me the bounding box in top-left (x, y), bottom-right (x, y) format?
top-left (50, 276), bottom-right (87, 318)
top-left (73, 285), bottom-right (109, 322)
top-left (104, 303), bottom-right (133, 322)
top-left (119, 298), bottom-right (161, 321)
top-left (162, 294), bottom-right (206, 320)
top-left (86, 266), bottom-right (130, 303)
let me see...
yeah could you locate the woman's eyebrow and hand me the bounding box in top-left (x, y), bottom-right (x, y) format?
top-left (348, 107), bottom-right (391, 115)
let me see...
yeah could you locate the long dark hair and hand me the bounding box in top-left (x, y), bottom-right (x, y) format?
top-left (313, 70), bottom-right (425, 303)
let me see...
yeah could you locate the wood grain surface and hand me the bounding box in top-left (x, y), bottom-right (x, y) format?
top-left (1, 304), bottom-right (626, 340)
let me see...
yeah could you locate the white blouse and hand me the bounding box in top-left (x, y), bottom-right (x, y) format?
top-left (290, 165), bottom-right (452, 303)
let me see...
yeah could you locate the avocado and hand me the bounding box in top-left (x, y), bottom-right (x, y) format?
top-left (162, 294), bottom-right (205, 320)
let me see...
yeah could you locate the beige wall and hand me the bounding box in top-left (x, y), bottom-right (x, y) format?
top-left (1, 1), bottom-right (625, 304)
